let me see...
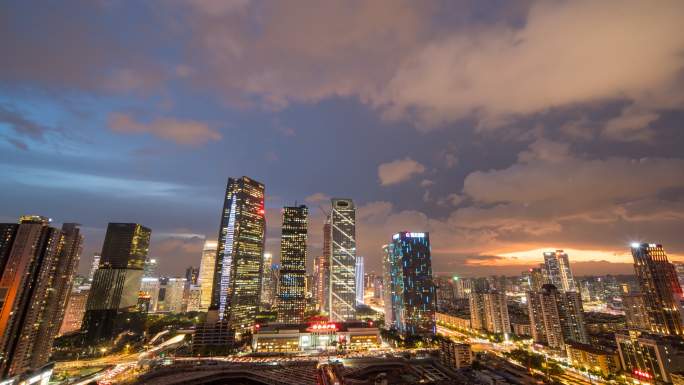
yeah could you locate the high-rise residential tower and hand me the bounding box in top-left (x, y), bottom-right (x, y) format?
top-left (631, 243), bottom-right (683, 336)
top-left (277, 205), bottom-right (308, 323)
top-left (328, 198), bottom-right (356, 322)
top-left (0, 217), bottom-right (82, 378)
top-left (526, 284), bottom-right (587, 352)
top-left (82, 223), bottom-right (150, 344)
top-left (383, 232), bottom-right (436, 335)
top-left (543, 250), bottom-right (576, 292)
top-left (355, 256), bottom-right (365, 305)
top-left (198, 240), bottom-right (217, 311)
top-left (470, 291), bottom-right (510, 335)
top-left (209, 176), bottom-right (266, 334)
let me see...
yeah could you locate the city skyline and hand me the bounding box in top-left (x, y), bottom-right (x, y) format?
top-left (2, 2), bottom-right (684, 279)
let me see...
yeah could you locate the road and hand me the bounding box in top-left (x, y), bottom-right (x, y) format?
top-left (436, 324), bottom-right (605, 385)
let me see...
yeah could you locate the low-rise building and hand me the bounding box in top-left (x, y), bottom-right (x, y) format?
top-left (252, 322), bottom-right (381, 353)
top-left (438, 339), bottom-right (473, 369)
top-left (436, 312), bottom-right (471, 330)
top-left (566, 342), bottom-right (620, 377)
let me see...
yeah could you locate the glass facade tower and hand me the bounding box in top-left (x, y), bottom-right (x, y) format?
top-left (383, 232), bottom-right (436, 335)
top-left (327, 198), bottom-right (356, 321)
top-left (209, 176), bottom-right (266, 334)
top-left (277, 205), bottom-right (308, 323)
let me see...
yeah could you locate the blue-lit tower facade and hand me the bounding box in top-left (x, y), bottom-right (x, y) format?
top-left (209, 176), bottom-right (266, 334)
top-left (383, 232), bottom-right (436, 335)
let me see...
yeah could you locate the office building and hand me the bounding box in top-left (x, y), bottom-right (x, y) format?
top-left (526, 284), bottom-right (588, 352)
top-left (203, 176), bottom-right (265, 344)
top-left (383, 232), bottom-right (436, 335)
top-left (543, 250), bottom-right (576, 292)
top-left (373, 276), bottom-right (383, 300)
top-left (313, 254), bottom-right (328, 311)
top-left (469, 291), bottom-right (510, 335)
top-left (327, 199), bottom-right (356, 322)
top-left (622, 293), bottom-right (651, 331)
top-left (277, 205), bottom-right (308, 324)
top-left (82, 223), bottom-right (150, 344)
top-left (185, 266), bottom-right (199, 285)
top-left (198, 240), bottom-right (217, 311)
top-left (143, 257), bottom-right (158, 278)
top-left (140, 277), bottom-right (161, 312)
top-left (186, 285), bottom-right (202, 312)
top-left (0, 217), bottom-right (82, 378)
top-left (355, 256), bottom-right (364, 305)
top-left (631, 243), bottom-right (682, 336)
top-left (58, 286), bottom-right (90, 336)
top-left (616, 330), bottom-right (684, 383)
top-left (259, 253), bottom-right (274, 309)
top-left (162, 278), bottom-right (187, 313)
top-left (88, 254), bottom-right (100, 282)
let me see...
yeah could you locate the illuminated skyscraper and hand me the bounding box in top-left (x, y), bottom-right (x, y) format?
top-left (260, 253), bottom-right (275, 308)
top-left (82, 222), bottom-right (150, 344)
top-left (622, 293), bottom-right (651, 331)
top-left (384, 232), bottom-right (436, 335)
top-left (277, 205), bottom-right (308, 323)
top-left (355, 256), bottom-right (364, 305)
top-left (328, 198), bottom-right (357, 321)
top-left (198, 240), bottom-right (217, 311)
top-left (543, 250), bottom-right (576, 292)
top-left (88, 254), bottom-right (100, 282)
top-left (313, 254), bottom-right (328, 311)
top-left (59, 286), bottom-right (89, 336)
top-left (209, 176), bottom-right (266, 333)
top-left (631, 243), bottom-right (682, 336)
top-left (0, 217), bottom-right (82, 378)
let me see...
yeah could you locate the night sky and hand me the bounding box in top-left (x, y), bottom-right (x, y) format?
top-left (2, 1), bottom-right (683, 278)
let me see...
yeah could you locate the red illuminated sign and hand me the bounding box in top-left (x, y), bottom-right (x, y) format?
top-left (633, 369), bottom-right (652, 380)
top-left (307, 323), bottom-right (337, 332)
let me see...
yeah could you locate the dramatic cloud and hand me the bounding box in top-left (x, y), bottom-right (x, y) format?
top-left (0, 105), bottom-right (48, 139)
top-left (108, 113), bottom-right (221, 146)
top-left (378, 158), bottom-right (426, 186)
top-left (380, 1), bottom-right (684, 129)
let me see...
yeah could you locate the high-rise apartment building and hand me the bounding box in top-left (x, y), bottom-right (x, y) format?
top-left (277, 205), bottom-right (308, 324)
top-left (631, 243), bottom-right (683, 336)
top-left (355, 256), bottom-right (364, 305)
top-left (0, 217), bottom-right (82, 378)
top-left (383, 232), bottom-right (436, 335)
top-left (260, 252), bottom-right (275, 308)
top-left (82, 222), bottom-right (150, 344)
top-left (328, 199), bottom-right (356, 322)
top-left (209, 177), bottom-right (266, 334)
top-left (198, 240), bottom-right (217, 311)
top-left (59, 286), bottom-right (90, 336)
top-left (185, 266), bottom-right (199, 285)
top-left (526, 284), bottom-right (587, 352)
top-left (469, 291), bottom-right (510, 334)
top-left (526, 267), bottom-right (545, 292)
top-left (622, 293), bottom-right (651, 331)
top-left (543, 250), bottom-right (576, 292)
